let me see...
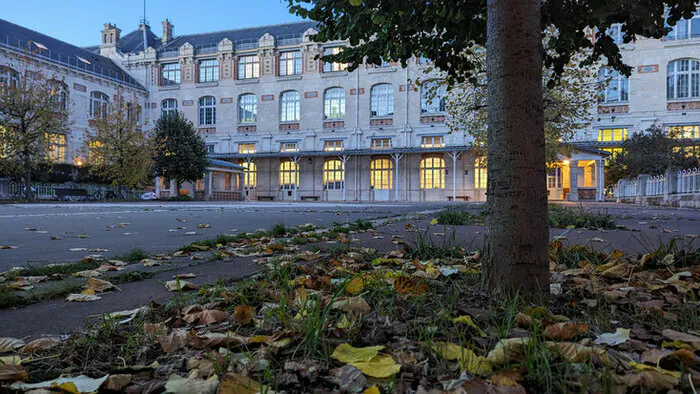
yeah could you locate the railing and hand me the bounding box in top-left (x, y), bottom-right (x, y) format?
top-left (677, 168), bottom-right (700, 194)
top-left (7, 182), bottom-right (148, 200)
top-left (0, 34), bottom-right (143, 90)
top-left (159, 50), bottom-right (180, 59)
top-left (614, 179), bottom-right (638, 198)
top-left (646, 175), bottom-right (666, 196)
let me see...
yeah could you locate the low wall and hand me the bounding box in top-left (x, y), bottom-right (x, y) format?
top-left (619, 194), bottom-right (700, 209)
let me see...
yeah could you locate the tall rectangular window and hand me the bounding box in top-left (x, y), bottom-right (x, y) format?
top-left (474, 158), bottom-right (487, 189)
top-left (420, 157), bottom-right (445, 189)
top-left (280, 91), bottom-right (300, 122)
top-left (323, 159), bottom-right (344, 190)
top-left (46, 133), bottom-right (66, 162)
top-left (279, 160), bottom-right (299, 190)
top-left (198, 96), bottom-right (216, 126)
top-left (198, 59), bottom-right (219, 83)
top-left (238, 55), bottom-right (260, 79)
top-left (322, 47), bottom-right (348, 73)
top-left (161, 63), bottom-right (181, 86)
top-left (279, 51), bottom-right (302, 76)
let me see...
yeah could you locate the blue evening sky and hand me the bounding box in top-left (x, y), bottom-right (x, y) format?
top-left (2, 0), bottom-right (304, 47)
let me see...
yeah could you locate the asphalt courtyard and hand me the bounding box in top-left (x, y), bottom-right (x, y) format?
top-left (0, 201), bottom-right (449, 271)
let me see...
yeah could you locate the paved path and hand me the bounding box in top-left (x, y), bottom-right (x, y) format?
top-left (0, 202), bottom-right (450, 271)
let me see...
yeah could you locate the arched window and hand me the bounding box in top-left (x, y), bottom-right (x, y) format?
top-left (238, 94), bottom-right (257, 123)
top-left (279, 159), bottom-right (299, 190)
top-left (370, 158), bottom-right (393, 190)
top-left (420, 80), bottom-right (447, 113)
top-left (667, 59), bottom-right (700, 100)
top-left (198, 96), bottom-right (216, 125)
top-left (370, 84), bottom-right (394, 117)
top-left (48, 80), bottom-right (68, 112)
top-left (239, 160), bottom-right (257, 189)
top-left (474, 158), bottom-right (487, 189)
top-left (161, 99), bottom-right (178, 117)
top-left (280, 91), bottom-right (300, 122)
top-left (90, 91), bottom-right (109, 118)
top-left (0, 66), bottom-right (20, 93)
top-left (420, 156), bottom-right (445, 189)
top-left (323, 159), bottom-right (344, 190)
top-left (323, 87), bottom-right (345, 120)
top-left (598, 68), bottom-right (629, 103)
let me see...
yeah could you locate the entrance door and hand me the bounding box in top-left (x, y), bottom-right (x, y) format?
top-left (370, 158), bottom-right (393, 201)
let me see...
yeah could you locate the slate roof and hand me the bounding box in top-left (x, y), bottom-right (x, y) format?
top-left (118, 27), bottom-right (161, 53)
top-left (154, 21), bottom-right (317, 55)
top-left (0, 18), bottom-right (144, 90)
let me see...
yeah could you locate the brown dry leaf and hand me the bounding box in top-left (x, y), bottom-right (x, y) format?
top-left (66, 293), bottom-right (101, 302)
top-left (157, 329), bottom-right (191, 353)
top-left (20, 338), bottom-right (58, 354)
top-left (217, 372), bottom-right (261, 394)
top-left (662, 329), bottom-right (700, 350)
top-left (461, 379), bottom-right (527, 394)
top-left (543, 322), bottom-right (589, 340)
top-left (196, 224), bottom-right (212, 229)
top-left (144, 323), bottom-right (166, 336)
top-left (515, 313), bottom-right (533, 328)
top-left (658, 349), bottom-right (696, 370)
top-left (103, 374), bottom-right (132, 391)
top-left (346, 277), bottom-right (364, 295)
top-left (191, 332), bottom-right (249, 349)
top-left (600, 263), bottom-right (631, 279)
top-left (233, 305), bottom-right (254, 325)
top-left (164, 373), bottom-right (218, 394)
top-left (197, 310), bottom-right (230, 325)
top-left (546, 342), bottom-right (610, 364)
top-left (165, 280), bottom-right (199, 292)
top-left (394, 276), bottom-right (427, 296)
top-left (74, 270), bottom-right (101, 278)
top-left (487, 338), bottom-right (531, 365)
top-left (0, 365), bottom-right (28, 382)
top-left (620, 370), bottom-right (679, 391)
top-left (85, 277), bottom-right (117, 293)
top-left (0, 338), bottom-right (25, 353)
top-left (332, 296), bottom-right (371, 316)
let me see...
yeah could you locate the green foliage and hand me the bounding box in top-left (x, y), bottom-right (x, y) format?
top-left (13, 260), bottom-right (100, 277)
top-left (605, 125), bottom-right (700, 186)
top-left (105, 271), bottom-right (156, 284)
top-left (152, 111), bottom-right (208, 191)
top-left (436, 209), bottom-right (485, 226)
top-left (0, 281), bottom-right (82, 309)
top-left (270, 223), bottom-right (289, 237)
top-left (115, 248), bottom-right (150, 263)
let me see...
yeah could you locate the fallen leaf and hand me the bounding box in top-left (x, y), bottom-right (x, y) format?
top-left (84, 277), bottom-right (117, 293)
top-left (394, 276), bottom-right (428, 296)
top-left (103, 374), bottom-right (131, 391)
top-left (157, 329), bottom-right (191, 353)
top-left (189, 310), bottom-right (230, 325)
top-left (0, 365), bottom-right (27, 382)
top-left (66, 293), bottom-right (101, 302)
top-left (165, 280), bottom-right (199, 292)
top-left (352, 354), bottom-right (401, 378)
top-left (233, 305), bottom-right (254, 325)
top-left (544, 322), bottom-right (589, 340)
top-left (332, 296), bottom-right (371, 316)
top-left (547, 342), bottom-right (610, 364)
top-left (0, 338), bottom-right (25, 352)
top-left (345, 277), bottom-right (364, 295)
top-left (0, 245), bottom-right (17, 249)
top-left (431, 342), bottom-right (493, 375)
top-left (10, 375), bottom-right (109, 393)
top-left (594, 328), bottom-right (630, 346)
top-left (74, 270), bottom-right (101, 278)
top-left (453, 315), bottom-right (487, 337)
top-left (364, 386), bottom-right (381, 394)
top-left (662, 329), bottom-right (700, 350)
top-left (164, 373), bottom-right (218, 394)
top-left (487, 338), bottom-right (531, 365)
top-left (20, 338), bottom-right (58, 354)
top-left (217, 372), bottom-right (262, 394)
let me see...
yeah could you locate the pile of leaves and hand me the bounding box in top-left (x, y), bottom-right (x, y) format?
top-left (0, 223), bottom-right (699, 393)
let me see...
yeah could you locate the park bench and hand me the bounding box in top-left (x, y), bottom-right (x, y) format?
top-left (300, 196), bottom-right (320, 201)
top-left (55, 188), bottom-right (89, 202)
top-left (447, 196), bottom-right (470, 201)
top-left (257, 195), bottom-right (275, 201)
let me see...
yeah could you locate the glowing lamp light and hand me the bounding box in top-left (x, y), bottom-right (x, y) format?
top-left (563, 160), bottom-right (570, 165)
top-left (76, 159), bottom-right (84, 167)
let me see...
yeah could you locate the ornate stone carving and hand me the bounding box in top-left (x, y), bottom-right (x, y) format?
top-left (597, 105), bottom-right (629, 114)
top-left (420, 115), bottom-right (445, 123)
top-left (370, 118), bottom-right (393, 126)
top-left (323, 121), bottom-right (345, 129)
top-left (667, 101), bottom-right (700, 111)
top-left (279, 123), bottom-right (300, 131)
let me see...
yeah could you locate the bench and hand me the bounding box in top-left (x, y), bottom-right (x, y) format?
top-left (55, 188), bottom-right (89, 202)
top-left (257, 195), bottom-right (275, 201)
top-left (300, 196), bottom-right (320, 201)
top-left (447, 195), bottom-right (470, 202)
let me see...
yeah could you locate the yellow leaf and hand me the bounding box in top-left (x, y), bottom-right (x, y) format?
top-left (352, 354), bottom-right (401, 378)
top-left (429, 219), bottom-right (438, 225)
top-left (81, 288), bottom-right (96, 295)
top-left (431, 342), bottom-right (492, 375)
top-left (629, 361), bottom-right (682, 378)
top-left (364, 386), bottom-right (381, 394)
top-left (453, 315), bottom-right (487, 337)
top-left (346, 277), bottom-right (364, 295)
top-left (56, 382), bottom-right (79, 394)
top-left (332, 343), bottom-right (384, 363)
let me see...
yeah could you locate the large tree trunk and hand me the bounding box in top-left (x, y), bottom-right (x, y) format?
top-left (482, 0), bottom-right (549, 296)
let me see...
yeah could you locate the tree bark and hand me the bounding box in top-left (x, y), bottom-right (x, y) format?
top-left (482, 0), bottom-right (549, 297)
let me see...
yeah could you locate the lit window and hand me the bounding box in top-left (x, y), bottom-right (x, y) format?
top-left (370, 84), bottom-right (394, 117)
top-left (279, 51), bottom-right (302, 76)
top-left (280, 91), bottom-right (300, 122)
top-left (598, 68), bottom-right (629, 103)
top-left (421, 80), bottom-right (447, 113)
top-left (420, 136), bottom-right (446, 149)
top-left (279, 159), bottom-right (299, 190)
top-left (198, 96), bottom-right (216, 126)
top-left (238, 144), bottom-right (256, 154)
top-left (420, 156), bottom-right (445, 189)
top-left (161, 98), bottom-right (178, 117)
top-left (280, 142), bottom-right (299, 152)
top-left (597, 128), bottom-right (628, 142)
top-left (45, 133), bottom-right (66, 162)
top-left (601, 147), bottom-right (624, 159)
top-left (89, 91), bottom-right (109, 118)
top-left (474, 158), bottom-right (487, 189)
top-left (239, 160), bottom-right (257, 188)
top-left (322, 47), bottom-right (348, 73)
top-left (238, 94), bottom-right (257, 123)
top-left (238, 55), bottom-right (260, 79)
top-left (324, 87), bottom-right (345, 119)
top-left (161, 63), bottom-right (181, 86)
top-left (370, 158), bottom-right (393, 190)
top-left (48, 80), bottom-right (68, 112)
top-left (88, 140), bottom-right (103, 164)
top-left (323, 159), bottom-right (344, 190)
top-left (547, 168), bottom-right (562, 189)
top-left (0, 66), bottom-right (20, 93)
top-left (323, 140), bottom-right (344, 152)
top-left (371, 138), bottom-right (392, 150)
top-left (667, 125), bottom-right (700, 139)
top-left (198, 59), bottom-right (219, 83)
top-left (667, 59), bottom-right (700, 100)
top-left (665, 15), bottom-right (700, 40)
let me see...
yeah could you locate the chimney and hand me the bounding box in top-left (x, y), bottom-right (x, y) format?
top-left (162, 19), bottom-right (174, 44)
top-left (100, 23), bottom-right (121, 46)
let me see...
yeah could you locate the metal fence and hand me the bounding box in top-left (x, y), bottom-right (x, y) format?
top-left (7, 182), bottom-right (148, 200)
top-left (646, 175), bottom-right (666, 196)
top-left (677, 168), bottom-right (700, 194)
top-left (614, 179), bottom-right (638, 198)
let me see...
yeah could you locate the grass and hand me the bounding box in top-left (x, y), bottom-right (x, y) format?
top-left (104, 271), bottom-right (156, 284)
top-left (12, 260), bottom-right (100, 277)
top-left (0, 281), bottom-right (82, 309)
top-left (548, 205), bottom-right (617, 229)
top-left (409, 226), bottom-right (465, 260)
top-left (114, 248), bottom-right (149, 263)
top-left (436, 209), bottom-right (486, 226)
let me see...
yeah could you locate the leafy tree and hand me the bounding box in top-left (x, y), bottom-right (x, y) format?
top-left (0, 67), bottom-right (70, 200)
top-left (606, 126), bottom-right (700, 186)
top-left (287, 0), bottom-right (695, 296)
top-left (84, 90), bottom-right (151, 194)
top-left (152, 111), bottom-right (208, 194)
